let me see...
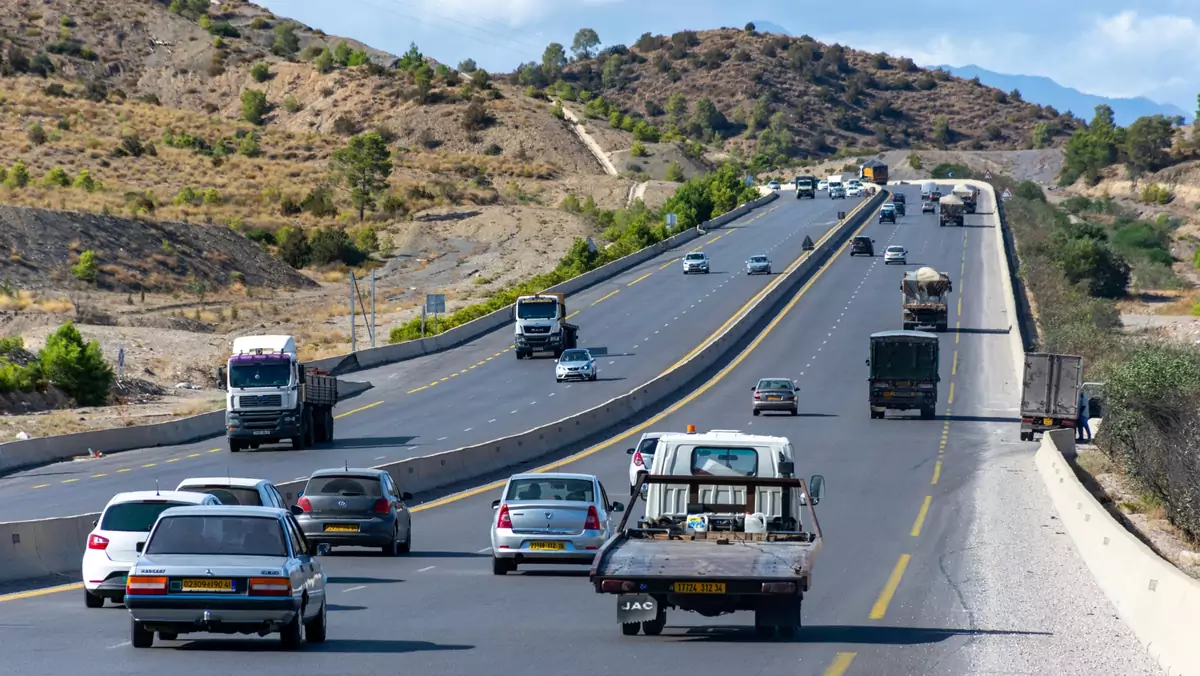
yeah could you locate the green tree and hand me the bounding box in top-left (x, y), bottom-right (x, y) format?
top-left (932, 114), bottom-right (952, 145)
top-left (72, 169), bottom-right (97, 192)
top-left (331, 131), bottom-right (393, 221)
top-left (40, 322), bottom-right (113, 406)
top-left (1123, 114), bottom-right (1174, 175)
top-left (42, 166), bottom-right (70, 187)
top-left (250, 61), bottom-right (270, 82)
top-left (272, 22), bottom-right (300, 57)
top-left (1031, 121), bottom-right (1052, 149)
top-left (665, 161), bottom-right (685, 182)
top-left (542, 42), bottom-right (566, 81)
top-left (601, 54), bottom-right (623, 89)
top-left (458, 58), bottom-right (477, 73)
top-left (631, 140), bottom-right (647, 157)
top-left (241, 89), bottom-right (268, 125)
top-left (307, 226), bottom-right (358, 265)
top-left (397, 42), bottom-right (423, 71)
top-left (238, 133), bottom-right (261, 157)
top-left (4, 161), bottom-right (29, 188)
top-left (276, 226), bottom-right (309, 268)
top-left (347, 50), bottom-right (369, 67)
top-left (71, 249), bottom-right (97, 282)
top-left (333, 41), bottom-right (352, 66)
top-left (314, 47), bottom-right (334, 74)
top-left (572, 28), bottom-right (601, 59)
top-left (666, 92), bottom-right (688, 125)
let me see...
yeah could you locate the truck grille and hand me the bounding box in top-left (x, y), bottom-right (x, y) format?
top-left (524, 326), bottom-right (551, 334)
top-left (239, 394), bottom-right (282, 408)
top-left (239, 411), bottom-right (284, 430)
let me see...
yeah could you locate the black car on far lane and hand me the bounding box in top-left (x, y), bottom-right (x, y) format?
top-left (294, 468), bottom-right (414, 556)
top-left (850, 235), bottom-right (874, 256)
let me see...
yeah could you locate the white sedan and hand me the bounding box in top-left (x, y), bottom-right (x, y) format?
top-left (556, 348), bottom-right (597, 382)
top-left (767, 181), bottom-right (781, 191)
top-left (884, 246), bottom-right (907, 265)
top-left (847, 183), bottom-right (864, 197)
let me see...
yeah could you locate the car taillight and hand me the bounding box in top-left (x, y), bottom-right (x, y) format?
top-left (249, 577), bottom-right (292, 596)
top-left (497, 504), bottom-right (512, 529)
top-left (372, 498), bottom-right (390, 514)
top-left (126, 575), bottom-right (167, 595)
top-left (297, 497), bottom-right (312, 512)
top-left (87, 534), bottom-right (109, 550)
top-left (632, 451), bottom-right (644, 468)
top-left (584, 505), bottom-right (601, 530)
top-left (753, 392), bottom-right (761, 399)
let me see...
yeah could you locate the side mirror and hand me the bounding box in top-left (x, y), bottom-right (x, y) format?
top-left (611, 502), bottom-right (625, 512)
top-left (289, 505), bottom-right (303, 516)
top-left (491, 499), bottom-right (501, 510)
top-left (135, 542), bottom-right (144, 553)
top-left (808, 474), bottom-right (825, 505)
top-left (864, 359), bottom-right (870, 366)
top-left (400, 492), bottom-right (413, 501)
top-left (626, 447), bottom-right (636, 455)
top-left (314, 542), bottom-right (331, 556)
top-left (216, 366), bottom-right (225, 384)
top-left (91, 519), bottom-right (97, 526)
top-left (508, 306), bottom-right (515, 319)
top-left (297, 491), bottom-right (303, 498)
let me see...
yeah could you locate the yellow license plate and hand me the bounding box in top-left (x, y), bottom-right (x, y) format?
top-left (1043, 418), bottom-right (1054, 425)
top-left (324, 524), bottom-right (359, 533)
top-left (673, 582), bottom-right (725, 594)
top-left (181, 578), bottom-right (233, 592)
top-left (528, 541), bottom-right (565, 551)
top-left (895, 381), bottom-right (911, 387)
top-left (766, 396), bottom-right (781, 401)
top-left (882, 392), bottom-right (894, 397)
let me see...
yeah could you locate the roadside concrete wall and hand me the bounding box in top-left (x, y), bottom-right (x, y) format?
top-left (0, 192), bottom-right (873, 585)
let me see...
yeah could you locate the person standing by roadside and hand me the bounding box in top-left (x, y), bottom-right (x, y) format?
top-left (1077, 389), bottom-right (1092, 443)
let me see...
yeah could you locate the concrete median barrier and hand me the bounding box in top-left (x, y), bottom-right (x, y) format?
top-left (1035, 429), bottom-right (1200, 675)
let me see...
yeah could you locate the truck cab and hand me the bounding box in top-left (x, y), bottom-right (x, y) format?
top-left (512, 293), bottom-right (578, 359)
top-left (794, 175), bottom-right (815, 199)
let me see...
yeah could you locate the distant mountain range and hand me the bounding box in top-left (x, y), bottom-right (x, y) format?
top-left (932, 64), bottom-right (1189, 126)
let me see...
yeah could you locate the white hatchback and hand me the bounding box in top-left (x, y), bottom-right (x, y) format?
top-left (82, 490), bottom-right (221, 607)
top-left (884, 246), bottom-right (907, 265)
top-left (625, 432), bottom-right (664, 494)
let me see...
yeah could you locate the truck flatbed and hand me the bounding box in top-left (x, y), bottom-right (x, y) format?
top-left (593, 531), bottom-right (815, 581)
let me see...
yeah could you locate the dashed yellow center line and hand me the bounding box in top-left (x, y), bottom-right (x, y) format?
top-left (823, 653), bottom-right (857, 675)
top-left (32, 484), bottom-right (49, 489)
top-left (335, 400), bottom-right (383, 419)
top-left (627, 272), bottom-right (653, 286)
top-left (485, 356), bottom-right (494, 361)
top-left (910, 496), bottom-right (933, 536)
top-left (947, 382), bottom-right (955, 405)
top-left (407, 385), bottom-right (428, 394)
top-left (951, 351), bottom-right (958, 375)
top-left (61, 478), bottom-right (79, 483)
top-left (592, 289), bottom-right (619, 305)
top-left (165, 458), bottom-right (180, 463)
top-left (659, 258), bottom-right (678, 270)
top-left (869, 554), bottom-right (911, 619)
top-left (116, 468), bottom-right (131, 473)
top-left (955, 321), bottom-right (961, 343)
top-left (957, 297), bottom-right (962, 316)
top-left (565, 311), bottom-right (579, 320)
top-left (91, 473), bottom-right (106, 478)
top-left (141, 463), bottom-right (156, 468)
top-left (931, 460), bottom-right (942, 485)
top-left (186, 453), bottom-right (201, 458)
top-left (440, 377), bottom-right (449, 382)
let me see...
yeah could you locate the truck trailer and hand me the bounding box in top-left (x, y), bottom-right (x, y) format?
top-left (902, 267), bottom-right (952, 332)
top-left (219, 335), bottom-right (338, 452)
top-left (952, 183), bottom-right (978, 214)
top-left (1019, 353), bottom-right (1083, 441)
top-left (939, 194), bottom-right (965, 226)
top-left (512, 292), bottom-right (579, 359)
top-left (867, 330), bottom-right (940, 419)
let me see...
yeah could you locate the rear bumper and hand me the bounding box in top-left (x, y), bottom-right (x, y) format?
top-left (870, 391), bottom-right (936, 409)
top-left (492, 529), bottom-right (605, 562)
top-left (297, 517), bottom-right (395, 546)
top-left (126, 595), bottom-right (300, 628)
top-left (753, 400), bottom-right (796, 411)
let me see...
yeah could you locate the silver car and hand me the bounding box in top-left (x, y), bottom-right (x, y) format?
top-left (682, 252), bottom-right (709, 274)
top-left (124, 505), bottom-right (329, 649)
top-left (490, 472), bottom-right (624, 575)
top-left (746, 255), bottom-right (771, 275)
top-left (556, 348), bottom-right (597, 382)
top-left (752, 377), bottom-right (800, 415)
top-left (884, 246), bottom-right (907, 265)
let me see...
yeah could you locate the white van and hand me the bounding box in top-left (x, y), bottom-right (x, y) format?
top-left (644, 428), bottom-right (797, 527)
top-left (826, 174), bottom-right (844, 191)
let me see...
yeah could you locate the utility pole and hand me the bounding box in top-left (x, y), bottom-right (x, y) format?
top-left (349, 272), bottom-right (356, 352)
top-left (370, 270), bottom-right (376, 348)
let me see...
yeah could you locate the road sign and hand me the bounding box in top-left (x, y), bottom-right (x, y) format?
top-left (948, 172), bottom-right (953, 178)
top-left (666, 213), bottom-right (677, 226)
top-left (425, 293), bottom-right (446, 314)
top-left (984, 170), bottom-right (992, 179)
top-left (1001, 188), bottom-right (1013, 200)
top-left (745, 175), bottom-right (754, 186)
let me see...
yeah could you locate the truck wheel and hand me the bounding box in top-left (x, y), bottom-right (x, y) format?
top-left (642, 614), bottom-right (666, 636)
top-left (937, 323), bottom-right (948, 333)
top-left (920, 407), bottom-right (935, 420)
top-left (325, 409), bottom-right (335, 441)
top-left (228, 440), bottom-right (243, 453)
top-left (621, 622), bottom-right (641, 636)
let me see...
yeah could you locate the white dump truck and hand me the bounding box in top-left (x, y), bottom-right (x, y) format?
top-left (951, 183), bottom-right (978, 214)
top-left (902, 267), bottom-right (952, 332)
top-left (512, 292), bottom-right (579, 359)
top-left (218, 335), bottom-right (338, 452)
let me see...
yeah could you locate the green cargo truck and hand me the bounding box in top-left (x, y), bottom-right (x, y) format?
top-left (794, 175), bottom-right (816, 199)
top-left (867, 330), bottom-right (940, 420)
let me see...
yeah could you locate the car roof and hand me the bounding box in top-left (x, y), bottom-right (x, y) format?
top-left (749, 254), bottom-right (768, 258)
top-left (508, 472), bottom-right (596, 482)
top-left (887, 245), bottom-right (905, 249)
top-left (176, 477), bottom-right (268, 489)
top-left (158, 504), bottom-right (287, 518)
top-left (106, 490), bottom-right (221, 507)
top-left (853, 235), bottom-right (871, 240)
top-left (756, 377), bottom-right (794, 385)
top-left (308, 468), bottom-right (387, 478)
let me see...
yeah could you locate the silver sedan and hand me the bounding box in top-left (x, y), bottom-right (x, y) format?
top-left (124, 505), bottom-right (329, 649)
top-left (490, 472), bottom-right (624, 575)
top-left (746, 255), bottom-right (771, 275)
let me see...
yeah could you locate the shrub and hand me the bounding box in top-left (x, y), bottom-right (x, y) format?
top-left (308, 226), bottom-right (364, 265)
top-left (40, 321), bottom-right (113, 406)
top-left (332, 115), bottom-right (359, 135)
top-left (27, 122), bottom-right (47, 146)
top-left (4, 161), bottom-right (29, 188)
top-left (1139, 183), bottom-right (1173, 205)
top-left (665, 161), bottom-right (685, 182)
top-left (550, 101), bottom-right (565, 119)
top-left (630, 140), bottom-right (647, 157)
top-left (276, 227), bottom-right (309, 268)
top-left (241, 89), bottom-right (268, 125)
top-left (202, 187), bottom-right (222, 205)
top-left (282, 95), bottom-right (301, 113)
top-left (250, 61), bottom-right (271, 82)
top-left (71, 249), bottom-right (97, 282)
top-left (42, 166), bottom-right (70, 187)
top-left (462, 99), bottom-right (493, 131)
top-left (238, 133), bottom-right (261, 157)
top-left (72, 169), bottom-right (97, 192)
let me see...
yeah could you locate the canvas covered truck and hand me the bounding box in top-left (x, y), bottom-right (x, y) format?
top-left (512, 292), bottom-right (579, 359)
top-left (794, 175), bottom-right (816, 199)
top-left (219, 335), bottom-right (338, 452)
top-left (952, 183), bottom-right (979, 214)
top-left (902, 267), bottom-right (952, 332)
top-left (860, 158), bottom-right (888, 185)
top-left (939, 194), bottom-right (965, 226)
top-left (867, 330), bottom-right (940, 419)
top-left (1020, 353), bottom-right (1083, 441)
top-left (591, 471), bottom-right (825, 639)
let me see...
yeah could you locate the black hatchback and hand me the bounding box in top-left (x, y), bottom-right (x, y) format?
top-left (294, 468), bottom-right (414, 556)
top-left (850, 236), bottom-right (874, 256)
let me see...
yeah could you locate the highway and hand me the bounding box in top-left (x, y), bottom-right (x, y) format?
top-left (0, 193), bottom-right (862, 521)
top-left (0, 185), bottom-right (1161, 675)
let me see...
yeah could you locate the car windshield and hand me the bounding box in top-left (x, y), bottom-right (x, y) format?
top-left (145, 515), bottom-right (287, 557)
top-left (887, 247), bottom-right (904, 253)
top-left (516, 299), bottom-right (558, 320)
top-left (691, 447), bottom-right (758, 477)
top-left (750, 256), bottom-right (767, 263)
top-left (304, 475), bottom-right (383, 497)
top-left (229, 361), bottom-right (290, 388)
top-left (685, 254), bottom-right (705, 261)
top-left (181, 486), bottom-right (263, 506)
top-left (100, 501), bottom-right (201, 532)
top-left (505, 478), bottom-right (595, 502)
top-left (757, 379), bottom-right (792, 390)
top-left (560, 350), bottom-right (589, 362)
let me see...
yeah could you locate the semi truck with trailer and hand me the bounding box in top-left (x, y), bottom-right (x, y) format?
top-left (219, 335), bottom-right (338, 452)
top-left (512, 292), bottom-right (579, 359)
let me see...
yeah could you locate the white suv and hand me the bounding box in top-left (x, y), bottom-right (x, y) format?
top-left (82, 490), bottom-right (221, 607)
top-left (626, 432), bottom-right (663, 494)
top-left (682, 252), bottom-right (710, 274)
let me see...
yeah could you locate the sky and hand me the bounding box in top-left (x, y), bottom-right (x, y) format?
top-left (258, 0), bottom-right (1200, 113)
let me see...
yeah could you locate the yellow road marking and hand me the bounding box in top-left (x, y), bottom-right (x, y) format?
top-left (165, 458), bottom-right (180, 463)
top-left (206, 448), bottom-right (220, 453)
top-left (408, 385), bottom-right (428, 393)
top-left (91, 473), bottom-right (106, 478)
top-left (32, 484), bottom-right (49, 489)
top-left (334, 400), bottom-right (383, 419)
top-left (414, 195), bottom-right (886, 512)
top-left (61, 478), bottom-right (79, 484)
top-left (948, 382), bottom-right (955, 405)
top-left (566, 311), bottom-right (579, 320)
top-left (823, 653), bottom-right (857, 676)
top-left (141, 463), bottom-right (156, 468)
top-left (116, 468), bottom-right (131, 473)
top-left (627, 272), bottom-right (653, 286)
top-left (951, 351), bottom-right (958, 375)
top-left (957, 297), bottom-right (962, 316)
top-left (186, 453), bottom-right (201, 458)
top-left (659, 259), bottom-right (678, 270)
top-left (592, 289), bottom-right (619, 305)
top-left (869, 554), bottom-right (911, 619)
top-left (0, 583), bottom-right (83, 603)
top-left (931, 460), bottom-right (942, 485)
top-left (955, 321), bottom-right (960, 343)
top-left (910, 496), bottom-right (932, 536)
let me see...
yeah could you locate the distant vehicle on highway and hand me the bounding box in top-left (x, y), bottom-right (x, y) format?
top-left (746, 255), bottom-right (771, 275)
top-left (491, 472), bottom-right (624, 575)
top-left (829, 185), bottom-right (846, 199)
top-left (83, 490), bottom-right (222, 608)
top-left (556, 348), bottom-right (597, 382)
top-left (752, 377), bottom-right (800, 416)
top-left (626, 432), bottom-right (664, 494)
top-left (879, 203), bottom-right (897, 223)
top-left (175, 477), bottom-right (289, 509)
top-left (124, 505), bottom-right (330, 649)
top-left (847, 183), bottom-right (864, 197)
top-left (294, 468), bottom-right (413, 556)
top-left (891, 193), bottom-right (906, 204)
top-left (767, 180), bottom-right (781, 191)
top-left (850, 236), bottom-right (874, 257)
top-left (682, 252), bottom-right (710, 274)
top-left (884, 245), bottom-right (907, 265)
top-left (893, 200), bottom-right (906, 216)
top-left (817, 179), bottom-right (829, 191)
top-left (922, 199), bottom-right (936, 214)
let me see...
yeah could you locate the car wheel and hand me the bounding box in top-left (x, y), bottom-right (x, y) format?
top-left (280, 606), bottom-right (304, 649)
top-left (84, 588), bottom-right (104, 608)
top-left (398, 524), bottom-right (412, 554)
top-left (752, 409), bottom-right (761, 416)
top-left (492, 556), bottom-right (512, 575)
top-left (381, 527), bottom-right (399, 557)
top-left (304, 600), bottom-right (328, 643)
top-left (790, 407), bottom-right (798, 416)
top-left (130, 617), bottom-right (154, 648)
